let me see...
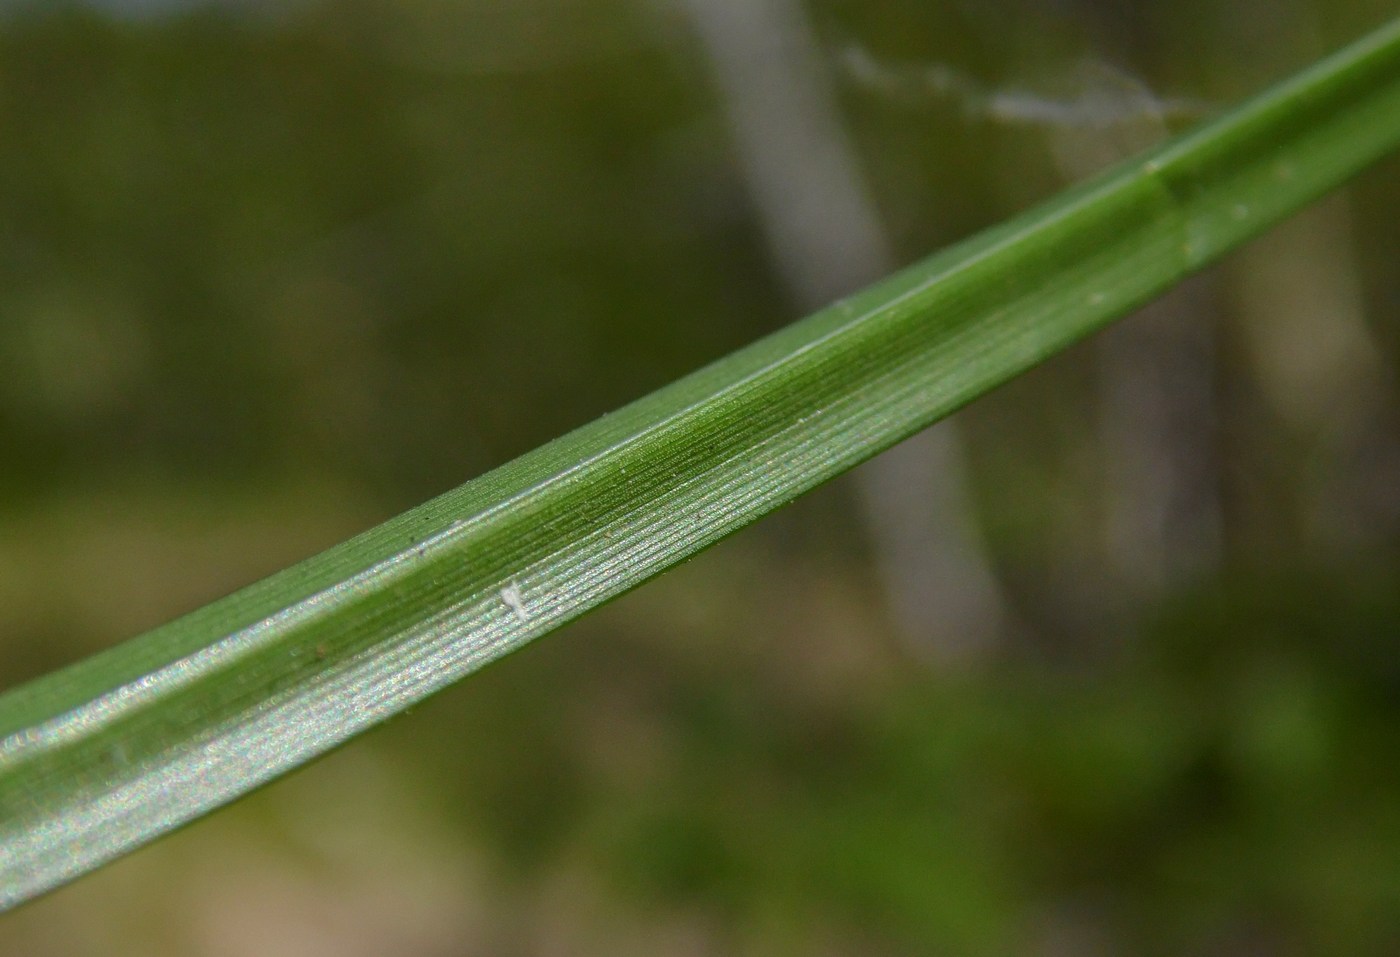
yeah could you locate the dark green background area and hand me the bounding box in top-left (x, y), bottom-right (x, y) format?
top-left (2, 1), bottom-right (1398, 954)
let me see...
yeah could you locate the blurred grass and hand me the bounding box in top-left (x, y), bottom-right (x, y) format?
top-left (1, 1), bottom-right (1399, 954)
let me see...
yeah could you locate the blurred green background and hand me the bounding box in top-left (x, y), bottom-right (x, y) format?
top-left (2, 0), bottom-right (1399, 954)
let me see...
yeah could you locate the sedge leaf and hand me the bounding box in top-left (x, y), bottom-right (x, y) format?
top-left (4, 15), bottom-right (1400, 908)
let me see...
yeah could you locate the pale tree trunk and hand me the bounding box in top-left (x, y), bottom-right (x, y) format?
top-left (1045, 98), bottom-right (1224, 617)
top-left (677, 0), bottom-right (1011, 666)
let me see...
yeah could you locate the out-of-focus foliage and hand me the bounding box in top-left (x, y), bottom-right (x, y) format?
top-left (1, 1), bottom-right (1397, 954)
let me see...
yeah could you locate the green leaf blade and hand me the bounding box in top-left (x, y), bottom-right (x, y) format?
top-left (3, 15), bottom-right (1400, 909)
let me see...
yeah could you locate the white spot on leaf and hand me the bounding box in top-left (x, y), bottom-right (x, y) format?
top-left (500, 583), bottom-right (529, 622)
